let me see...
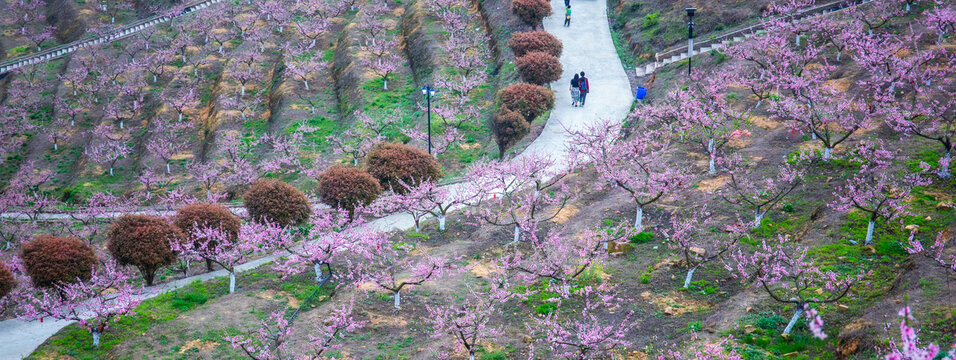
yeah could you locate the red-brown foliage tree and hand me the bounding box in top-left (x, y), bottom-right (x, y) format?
top-left (174, 203), bottom-right (242, 271)
top-left (492, 107), bottom-right (530, 158)
top-left (318, 165), bottom-right (383, 217)
top-left (366, 143), bottom-right (443, 193)
top-left (244, 179), bottom-right (312, 227)
top-left (511, 0), bottom-right (552, 29)
top-left (20, 235), bottom-right (98, 288)
top-left (516, 51), bottom-right (562, 85)
top-left (107, 215), bottom-right (182, 286)
top-left (498, 82), bottom-right (555, 122)
top-left (0, 262), bottom-right (14, 300)
top-left (508, 30), bottom-right (562, 57)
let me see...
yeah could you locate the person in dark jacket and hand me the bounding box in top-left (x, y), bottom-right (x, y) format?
top-left (578, 71), bottom-right (589, 106)
top-left (570, 73), bottom-right (580, 106)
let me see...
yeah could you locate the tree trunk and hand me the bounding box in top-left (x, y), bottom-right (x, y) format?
top-left (683, 266), bottom-right (697, 289)
top-left (634, 205), bottom-right (644, 230)
top-left (109, 167), bottom-right (114, 177)
top-left (145, 271), bottom-right (155, 286)
top-left (708, 152), bottom-right (716, 175)
top-left (513, 225), bottom-right (521, 243)
top-left (783, 307), bottom-right (804, 335)
top-left (753, 209), bottom-right (765, 229)
top-left (393, 290), bottom-right (401, 309)
top-left (304, 80), bottom-right (309, 90)
top-left (92, 331), bottom-right (101, 347)
top-left (229, 271), bottom-right (236, 293)
top-left (166, 162), bottom-right (171, 174)
top-left (383, 79), bottom-right (388, 90)
top-left (314, 263), bottom-right (324, 282)
top-left (438, 214), bottom-right (446, 231)
top-left (206, 259), bottom-right (214, 272)
top-left (864, 218), bottom-right (875, 246)
top-left (939, 151), bottom-right (951, 179)
top-left (822, 147), bottom-right (832, 161)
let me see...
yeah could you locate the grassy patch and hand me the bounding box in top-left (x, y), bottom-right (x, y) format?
top-left (29, 278), bottom-right (230, 360)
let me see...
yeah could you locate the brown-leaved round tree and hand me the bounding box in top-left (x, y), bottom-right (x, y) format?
top-left (508, 30), bottom-right (562, 58)
top-left (107, 215), bottom-right (182, 286)
top-left (492, 107), bottom-right (531, 158)
top-left (511, 0), bottom-right (552, 29)
top-left (0, 262), bottom-right (15, 300)
top-left (244, 179), bottom-right (312, 227)
top-left (318, 165), bottom-right (383, 217)
top-left (20, 235), bottom-right (98, 288)
top-left (366, 143), bottom-right (443, 193)
top-left (516, 51), bottom-right (562, 85)
top-left (174, 203), bottom-right (242, 271)
top-left (498, 82), bottom-right (555, 123)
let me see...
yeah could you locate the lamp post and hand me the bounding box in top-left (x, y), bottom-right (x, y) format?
top-left (421, 85), bottom-right (436, 155)
top-left (686, 7), bottom-right (696, 76)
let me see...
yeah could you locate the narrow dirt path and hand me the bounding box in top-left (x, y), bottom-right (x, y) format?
top-left (0, 0), bottom-right (633, 357)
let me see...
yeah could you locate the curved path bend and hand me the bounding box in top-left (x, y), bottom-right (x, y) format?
top-left (0, 0), bottom-right (632, 357)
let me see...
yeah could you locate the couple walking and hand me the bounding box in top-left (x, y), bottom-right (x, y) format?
top-left (569, 72), bottom-right (589, 107)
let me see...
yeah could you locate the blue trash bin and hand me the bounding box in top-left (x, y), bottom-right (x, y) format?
top-left (636, 86), bottom-right (647, 100)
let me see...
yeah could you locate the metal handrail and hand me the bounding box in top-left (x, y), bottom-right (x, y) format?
top-left (0, 0), bottom-right (226, 74)
top-left (653, 0), bottom-right (872, 61)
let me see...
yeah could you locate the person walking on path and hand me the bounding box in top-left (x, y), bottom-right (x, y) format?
top-left (564, 6), bottom-right (571, 27)
top-left (570, 73), bottom-right (581, 106)
top-left (578, 71), bottom-right (590, 106)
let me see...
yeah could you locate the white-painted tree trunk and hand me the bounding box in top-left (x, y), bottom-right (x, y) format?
top-left (383, 79), bottom-right (388, 90)
top-left (836, 51), bottom-right (841, 61)
top-left (393, 290), bottom-right (401, 309)
top-left (179, 113), bottom-right (184, 121)
top-left (241, 85), bottom-right (245, 96)
top-left (153, 74), bottom-right (158, 83)
top-left (109, 167), bottom-right (114, 177)
top-left (939, 151), bottom-right (951, 179)
top-left (708, 138), bottom-right (717, 174)
top-left (229, 271), bottom-right (236, 293)
top-left (864, 219), bottom-right (875, 246)
top-left (753, 210), bottom-right (764, 229)
top-left (823, 147), bottom-right (833, 161)
top-left (304, 80), bottom-right (309, 90)
top-left (120, 120), bottom-right (124, 129)
top-left (438, 214), bottom-right (446, 231)
top-left (683, 266), bottom-right (697, 288)
top-left (53, 142), bottom-right (58, 151)
top-left (783, 308), bottom-right (804, 335)
top-left (314, 263), bottom-right (324, 282)
top-left (634, 205), bottom-right (644, 230)
top-left (166, 163), bottom-right (171, 174)
top-left (92, 331), bottom-right (101, 347)
top-left (513, 225), bottom-right (521, 243)
top-left (469, 352), bottom-right (475, 360)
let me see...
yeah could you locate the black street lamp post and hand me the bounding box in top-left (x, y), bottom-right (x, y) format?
top-left (686, 7), bottom-right (696, 76)
top-left (421, 85), bottom-right (436, 155)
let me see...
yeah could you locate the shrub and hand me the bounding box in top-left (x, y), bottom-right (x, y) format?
top-left (0, 262), bottom-right (14, 299)
top-left (492, 108), bottom-right (530, 158)
top-left (366, 143), bottom-right (442, 193)
top-left (20, 235), bottom-right (97, 288)
top-left (244, 179), bottom-right (312, 227)
top-left (318, 165), bottom-right (384, 217)
top-left (511, 0), bottom-right (551, 29)
top-left (516, 51), bottom-right (562, 85)
top-left (507, 30), bottom-right (562, 57)
top-left (174, 203), bottom-right (242, 271)
top-left (107, 215), bottom-right (182, 286)
top-left (498, 82), bottom-right (554, 122)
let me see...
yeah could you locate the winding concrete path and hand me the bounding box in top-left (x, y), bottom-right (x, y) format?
top-left (0, 0), bottom-right (632, 357)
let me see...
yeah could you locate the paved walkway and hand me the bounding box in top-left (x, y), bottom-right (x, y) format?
top-left (0, 0), bottom-right (632, 357)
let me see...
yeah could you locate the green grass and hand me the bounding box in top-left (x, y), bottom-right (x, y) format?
top-left (29, 279), bottom-right (230, 360)
top-left (732, 312), bottom-right (833, 360)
